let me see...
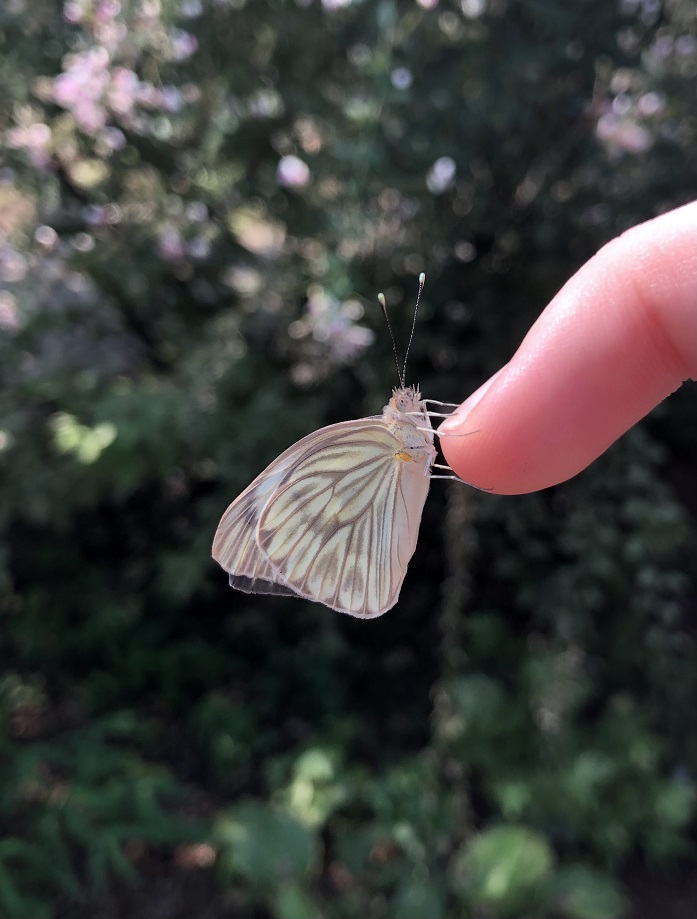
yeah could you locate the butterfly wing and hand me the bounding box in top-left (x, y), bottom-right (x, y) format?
top-left (212, 434), bottom-right (315, 598)
top-left (212, 418), bottom-right (431, 617)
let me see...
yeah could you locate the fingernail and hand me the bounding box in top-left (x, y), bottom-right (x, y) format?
top-left (439, 371), bottom-right (501, 432)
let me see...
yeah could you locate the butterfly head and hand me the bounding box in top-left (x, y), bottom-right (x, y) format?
top-left (389, 385), bottom-right (423, 415)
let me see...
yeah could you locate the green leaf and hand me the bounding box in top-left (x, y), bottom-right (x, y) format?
top-left (552, 865), bottom-right (626, 919)
top-left (273, 881), bottom-right (324, 919)
top-left (391, 877), bottom-right (445, 919)
top-left (451, 825), bottom-right (554, 917)
top-left (215, 801), bottom-right (319, 888)
top-left (285, 747), bottom-right (347, 828)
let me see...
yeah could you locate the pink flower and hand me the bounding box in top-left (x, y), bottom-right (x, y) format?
top-left (100, 126), bottom-right (126, 150)
top-left (426, 156), bottom-right (456, 193)
top-left (303, 288), bottom-right (374, 363)
top-left (107, 67), bottom-right (138, 117)
top-left (0, 291), bottom-right (21, 332)
top-left (596, 113), bottom-right (652, 153)
top-left (6, 122), bottom-right (52, 169)
top-left (63, 1), bottom-right (87, 24)
top-left (157, 227), bottom-right (185, 262)
top-left (276, 155), bottom-right (311, 188)
top-left (169, 29), bottom-right (198, 62)
top-left (53, 47), bottom-right (111, 133)
top-left (157, 86), bottom-right (184, 113)
top-left (97, 1), bottom-right (122, 21)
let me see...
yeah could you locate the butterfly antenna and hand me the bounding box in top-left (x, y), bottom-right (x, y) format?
top-left (378, 291), bottom-right (403, 385)
top-left (402, 272), bottom-right (425, 387)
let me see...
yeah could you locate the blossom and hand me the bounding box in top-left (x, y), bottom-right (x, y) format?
top-left (426, 156), bottom-right (456, 193)
top-left (291, 287), bottom-right (375, 364)
top-left (157, 227), bottom-right (186, 262)
top-left (169, 28), bottom-right (199, 62)
top-left (106, 67), bottom-right (139, 118)
top-left (596, 113), bottom-right (652, 153)
top-left (276, 155), bottom-right (311, 188)
top-left (0, 291), bottom-right (21, 331)
top-left (52, 47), bottom-right (111, 132)
top-left (6, 120), bottom-right (52, 169)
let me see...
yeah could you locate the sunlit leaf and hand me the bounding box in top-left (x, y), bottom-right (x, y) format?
top-left (215, 802), bottom-right (319, 887)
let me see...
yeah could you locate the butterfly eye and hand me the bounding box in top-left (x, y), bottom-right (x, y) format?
top-left (395, 395), bottom-right (409, 411)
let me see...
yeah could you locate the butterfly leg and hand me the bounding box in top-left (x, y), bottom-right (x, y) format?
top-left (405, 409), bottom-right (454, 419)
top-left (429, 464), bottom-right (493, 491)
top-left (415, 425), bottom-right (479, 438)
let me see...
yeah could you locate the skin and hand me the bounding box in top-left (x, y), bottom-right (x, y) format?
top-left (439, 200), bottom-right (697, 495)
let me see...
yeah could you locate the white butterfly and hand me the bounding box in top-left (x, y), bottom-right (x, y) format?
top-left (212, 275), bottom-right (462, 618)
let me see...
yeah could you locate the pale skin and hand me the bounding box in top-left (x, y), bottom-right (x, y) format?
top-left (439, 200), bottom-right (697, 495)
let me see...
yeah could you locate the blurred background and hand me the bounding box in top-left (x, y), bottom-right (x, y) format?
top-left (1, 1), bottom-right (696, 917)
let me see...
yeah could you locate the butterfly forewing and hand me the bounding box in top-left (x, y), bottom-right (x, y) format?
top-left (213, 420), bottom-right (381, 603)
top-left (212, 387), bottom-right (436, 617)
top-left (257, 421), bottom-right (425, 616)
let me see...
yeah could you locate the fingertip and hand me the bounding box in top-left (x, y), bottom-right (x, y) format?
top-left (438, 369), bottom-right (503, 435)
top-left (439, 368), bottom-right (572, 495)
top-left (440, 203), bottom-right (697, 494)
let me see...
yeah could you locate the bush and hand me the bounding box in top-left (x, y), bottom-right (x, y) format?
top-left (1, 1), bottom-right (695, 916)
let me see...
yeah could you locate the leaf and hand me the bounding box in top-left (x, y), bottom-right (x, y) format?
top-left (391, 877), bottom-right (445, 919)
top-left (273, 881), bottom-right (324, 919)
top-left (215, 801), bottom-right (319, 888)
top-left (286, 747), bottom-right (347, 828)
top-left (552, 865), bottom-right (626, 919)
top-left (451, 825), bottom-right (554, 917)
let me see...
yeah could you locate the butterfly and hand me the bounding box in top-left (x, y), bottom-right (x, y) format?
top-left (212, 275), bottom-right (462, 618)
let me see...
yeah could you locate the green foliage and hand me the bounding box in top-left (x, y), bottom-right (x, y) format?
top-left (451, 825), bottom-right (554, 916)
top-left (0, 696), bottom-right (206, 918)
top-left (283, 747), bottom-right (349, 828)
top-left (0, 0), bottom-right (695, 917)
top-left (391, 877), bottom-right (445, 919)
top-left (552, 865), bottom-right (627, 919)
top-left (215, 801), bottom-right (320, 887)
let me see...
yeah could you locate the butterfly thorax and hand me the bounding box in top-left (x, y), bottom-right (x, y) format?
top-left (383, 385), bottom-right (436, 470)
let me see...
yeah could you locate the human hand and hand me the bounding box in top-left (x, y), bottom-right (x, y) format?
top-left (439, 201), bottom-right (697, 494)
